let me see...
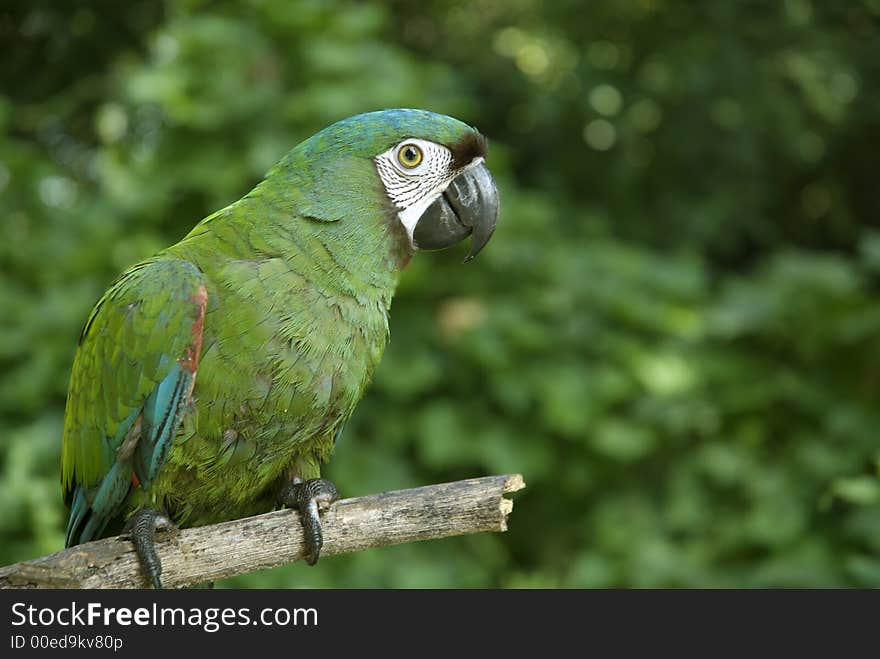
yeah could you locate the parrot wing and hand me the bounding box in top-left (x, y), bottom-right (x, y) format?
top-left (61, 258), bottom-right (207, 546)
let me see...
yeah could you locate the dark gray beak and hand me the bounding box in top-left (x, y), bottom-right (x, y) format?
top-left (412, 162), bottom-right (499, 262)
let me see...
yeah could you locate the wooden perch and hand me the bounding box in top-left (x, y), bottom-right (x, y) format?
top-left (0, 474), bottom-right (525, 589)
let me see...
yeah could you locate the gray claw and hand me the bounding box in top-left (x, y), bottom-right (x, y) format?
top-left (279, 478), bottom-right (340, 565)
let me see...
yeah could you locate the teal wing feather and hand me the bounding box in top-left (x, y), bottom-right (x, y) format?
top-left (61, 258), bottom-right (207, 546)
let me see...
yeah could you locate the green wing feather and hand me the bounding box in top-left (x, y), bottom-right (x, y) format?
top-left (61, 258), bottom-right (206, 544)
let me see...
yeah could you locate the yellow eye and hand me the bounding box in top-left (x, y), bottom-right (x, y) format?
top-left (397, 143), bottom-right (423, 168)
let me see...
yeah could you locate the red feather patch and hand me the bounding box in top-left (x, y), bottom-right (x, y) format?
top-left (180, 284), bottom-right (208, 375)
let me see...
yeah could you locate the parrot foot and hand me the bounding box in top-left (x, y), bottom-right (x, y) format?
top-left (278, 478), bottom-right (340, 565)
top-left (125, 508), bottom-right (175, 589)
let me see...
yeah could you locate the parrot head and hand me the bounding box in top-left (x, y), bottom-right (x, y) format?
top-left (284, 109), bottom-right (499, 262)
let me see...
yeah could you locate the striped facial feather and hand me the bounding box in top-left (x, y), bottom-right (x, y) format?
top-left (374, 138), bottom-right (463, 245)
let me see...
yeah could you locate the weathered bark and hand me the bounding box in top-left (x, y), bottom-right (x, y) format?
top-left (0, 474), bottom-right (525, 589)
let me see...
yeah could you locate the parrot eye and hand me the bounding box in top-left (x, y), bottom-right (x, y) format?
top-left (396, 144), bottom-right (423, 169)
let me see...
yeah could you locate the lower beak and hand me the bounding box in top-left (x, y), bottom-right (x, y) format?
top-left (412, 162), bottom-right (499, 262)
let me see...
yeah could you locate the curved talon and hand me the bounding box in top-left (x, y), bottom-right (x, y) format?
top-left (129, 508), bottom-right (173, 589)
top-left (279, 478), bottom-right (340, 565)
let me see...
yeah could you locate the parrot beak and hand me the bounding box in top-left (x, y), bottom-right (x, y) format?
top-left (412, 161), bottom-right (499, 262)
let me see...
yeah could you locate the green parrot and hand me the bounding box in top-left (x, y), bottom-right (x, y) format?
top-left (60, 109), bottom-right (499, 587)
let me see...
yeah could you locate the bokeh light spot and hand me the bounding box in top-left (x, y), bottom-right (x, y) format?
top-left (583, 119), bottom-right (617, 151)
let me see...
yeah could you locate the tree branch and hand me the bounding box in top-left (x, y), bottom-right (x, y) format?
top-left (0, 474), bottom-right (525, 589)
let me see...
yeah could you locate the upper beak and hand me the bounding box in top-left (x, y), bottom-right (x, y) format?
top-left (412, 161), bottom-right (499, 262)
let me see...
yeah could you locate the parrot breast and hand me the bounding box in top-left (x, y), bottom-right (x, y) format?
top-left (128, 251), bottom-right (394, 527)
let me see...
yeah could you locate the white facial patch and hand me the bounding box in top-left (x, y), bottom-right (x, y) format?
top-left (374, 138), bottom-right (459, 245)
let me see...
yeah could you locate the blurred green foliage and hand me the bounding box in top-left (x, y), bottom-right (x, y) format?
top-left (2, 0), bottom-right (879, 587)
